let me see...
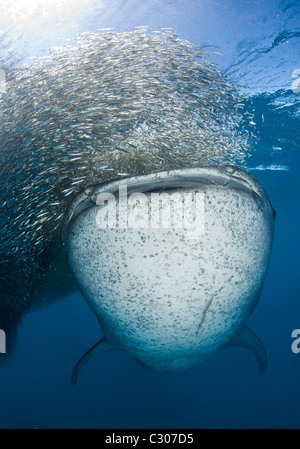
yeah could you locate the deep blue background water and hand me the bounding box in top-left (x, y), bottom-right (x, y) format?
top-left (0, 0), bottom-right (299, 429)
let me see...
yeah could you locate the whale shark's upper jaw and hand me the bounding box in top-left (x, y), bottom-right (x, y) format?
top-left (61, 164), bottom-right (275, 243)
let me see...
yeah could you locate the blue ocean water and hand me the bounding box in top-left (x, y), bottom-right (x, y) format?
top-left (0, 0), bottom-right (299, 429)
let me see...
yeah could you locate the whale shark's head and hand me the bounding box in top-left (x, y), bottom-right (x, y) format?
top-left (62, 165), bottom-right (275, 382)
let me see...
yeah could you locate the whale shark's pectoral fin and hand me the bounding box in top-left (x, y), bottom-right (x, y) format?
top-left (72, 337), bottom-right (116, 385)
top-left (226, 325), bottom-right (267, 373)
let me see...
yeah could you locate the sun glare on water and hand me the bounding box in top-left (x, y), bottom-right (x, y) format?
top-left (2, 0), bottom-right (95, 23)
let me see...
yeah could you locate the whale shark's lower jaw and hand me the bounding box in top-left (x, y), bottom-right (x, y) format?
top-left (62, 165), bottom-right (275, 383)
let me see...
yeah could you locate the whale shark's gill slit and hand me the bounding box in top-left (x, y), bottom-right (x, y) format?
top-left (196, 295), bottom-right (214, 335)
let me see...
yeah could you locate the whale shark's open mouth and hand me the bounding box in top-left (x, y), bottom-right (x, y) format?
top-left (62, 165), bottom-right (275, 383)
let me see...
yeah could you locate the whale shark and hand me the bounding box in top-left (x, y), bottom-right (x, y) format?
top-left (62, 165), bottom-right (275, 383)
